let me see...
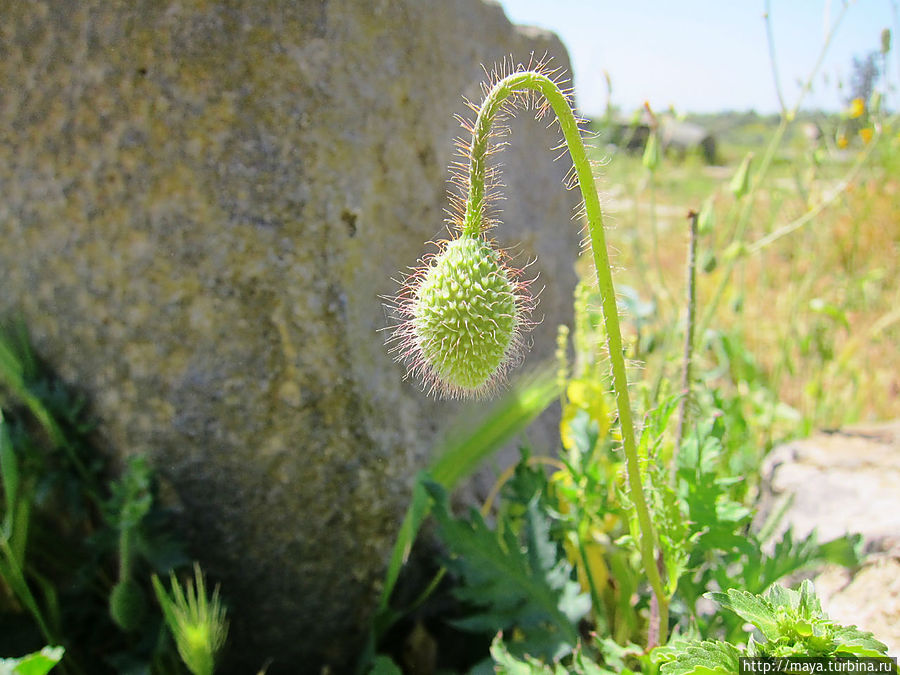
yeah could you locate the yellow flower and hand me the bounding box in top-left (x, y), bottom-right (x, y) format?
top-left (848, 97), bottom-right (865, 119)
top-left (560, 379), bottom-right (610, 451)
top-left (836, 134), bottom-right (849, 149)
top-left (859, 127), bottom-right (874, 145)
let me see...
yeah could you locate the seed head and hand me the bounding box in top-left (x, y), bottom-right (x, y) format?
top-left (389, 235), bottom-right (533, 398)
top-left (152, 564), bottom-right (228, 675)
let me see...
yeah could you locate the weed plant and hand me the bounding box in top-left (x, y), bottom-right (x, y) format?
top-left (0, 5), bottom-right (895, 674)
top-left (0, 321), bottom-right (226, 674)
top-left (371, 10), bottom-right (897, 672)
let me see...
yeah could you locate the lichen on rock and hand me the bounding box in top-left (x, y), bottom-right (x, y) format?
top-left (0, 1), bottom-right (579, 671)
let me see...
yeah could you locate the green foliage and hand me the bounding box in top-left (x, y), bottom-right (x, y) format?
top-left (359, 367), bottom-right (559, 672)
top-left (0, 320), bottom-right (188, 673)
top-left (660, 581), bottom-right (891, 674)
top-left (656, 640), bottom-right (742, 675)
top-left (0, 647), bottom-right (64, 675)
top-left (672, 416), bottom-right (863, 640)
top-left (425, 478), bottom-right (589, 661)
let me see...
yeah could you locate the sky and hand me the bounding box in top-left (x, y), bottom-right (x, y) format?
top-left (495, 0), bottom-right (898, 115)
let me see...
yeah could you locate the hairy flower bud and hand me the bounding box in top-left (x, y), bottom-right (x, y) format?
top-left (389, 236), bottom-right (532, 398)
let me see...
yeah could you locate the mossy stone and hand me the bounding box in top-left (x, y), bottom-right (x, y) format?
top-left (0, 1), bottom-right (579, 671)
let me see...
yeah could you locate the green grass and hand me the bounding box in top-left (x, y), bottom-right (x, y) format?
top-left (589, 111), bottom-right (899, 433)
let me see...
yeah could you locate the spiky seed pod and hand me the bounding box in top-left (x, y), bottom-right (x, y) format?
top-left (414, 236), bottom-right (516, 389)
top-left (390, 235), bottom-right (532, 398)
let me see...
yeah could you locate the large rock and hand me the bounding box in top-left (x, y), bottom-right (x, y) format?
top-left (0, 1), bottom-right (580, 671)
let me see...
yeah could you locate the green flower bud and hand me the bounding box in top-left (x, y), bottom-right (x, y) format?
top-left (697, 196), bottom-right (715, 235)
top-left (110, 578), bottom-right (146, 632)
top-left (390, 236), bottom-right (531, 398)
top-left (730, 152), bottom-right (754, 199)
top-left (642, 132), bottom-right (661, 172)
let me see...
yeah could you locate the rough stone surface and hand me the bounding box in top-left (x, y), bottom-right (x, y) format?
top-left (759, 422), bottom-right (900, 657)
top-left (816, 555), bottom-right (900, 657)
top-left (759, 421), bottom-right (900, 549)
top-left (0, 1), bottom-right (580, 671)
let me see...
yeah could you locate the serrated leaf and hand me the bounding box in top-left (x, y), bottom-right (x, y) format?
top-left (572, 650), bottom-right (612, 675)
top-left (831, 625), bottom-right (890, 658)
top-left (798, 579), bottom-right (823, 619)
top-left (763, 584), bottom-right (797, 613)
top-left (490, 634), bottom-right (553, 675)
top-left (659, 640), bottom-right (742, 675)
top-left (707, 589), bottom-right (781, 640)
top-left (815, 533), bottom-right (863, 568)
top-left (426, 482), bottom-right (586, 660)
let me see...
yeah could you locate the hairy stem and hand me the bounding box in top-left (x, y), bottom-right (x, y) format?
top-left (464, 70), bottom-right (668, 645)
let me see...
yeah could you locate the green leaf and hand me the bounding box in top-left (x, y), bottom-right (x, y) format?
top-left (367, 655), bottom-right (403, 675)
top-left (430, 366), bottom-right (559, 489)
top-left (0, 646), bottom-right (65, 675)
top-left (0, 412), bottom-right (20, 530)
top-left (707, 589), bottom-right (781, 640)
top-left (659, 640), bottom-right (742, 675)
top-left (797, 579), bottom-right (823, 619)
top-left (815, 533), bottom-right (864, 568)
top-left (375, 474), bottom-right (431, 614)
top-left (830, 625), bottom-right (890, 658)
top-left (490, 634), bottom-right (553, 675)
top-left (763, 583), bottom-right (798, 613)
top-left (746, 528), bottom-right (862, 596)
top-left (426, 481), bottom-right (587, 660)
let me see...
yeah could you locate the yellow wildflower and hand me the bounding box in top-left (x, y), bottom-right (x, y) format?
top-left (848, 97), bottom-right (865, 119)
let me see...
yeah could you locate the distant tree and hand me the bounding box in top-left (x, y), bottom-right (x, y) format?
top-left (847, 51), bottom-right (880, 104)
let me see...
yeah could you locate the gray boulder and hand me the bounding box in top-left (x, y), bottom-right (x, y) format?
top-left (0, 0), bottom-right (580, 671)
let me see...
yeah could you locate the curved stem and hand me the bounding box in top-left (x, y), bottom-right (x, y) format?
top-left (464, 70), bottom-right (668, 645)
